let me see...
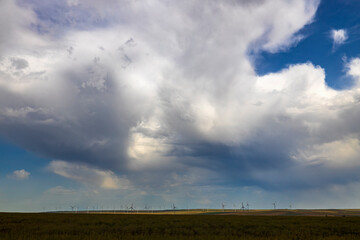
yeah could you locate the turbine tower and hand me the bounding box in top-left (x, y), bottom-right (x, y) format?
top-left (172, 203), bottom-right (176, 215)
top-left (145, 204), bottom-right (149, 212)
top-left (129, 203), bottom-right (134, 212)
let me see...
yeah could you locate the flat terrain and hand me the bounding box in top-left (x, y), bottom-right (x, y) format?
top-left (86, 209), bottom-right (360, 217)
top-left (1, 211), bottom-right (360, 239)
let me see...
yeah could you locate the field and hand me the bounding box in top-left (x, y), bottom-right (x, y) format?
top-left (1, 211), bottom-right (360, 239)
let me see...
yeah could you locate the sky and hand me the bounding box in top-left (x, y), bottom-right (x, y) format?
top-left (1, 0), bottom-right (360, 212)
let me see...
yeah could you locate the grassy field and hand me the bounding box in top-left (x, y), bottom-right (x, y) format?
top-left (1, 212), bottom-right (360, 239)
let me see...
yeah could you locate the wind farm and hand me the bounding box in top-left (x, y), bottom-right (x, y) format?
top-left (47, 207), bottom-right (360, 217)
top-left (4, 201), bottom-right (360, 239)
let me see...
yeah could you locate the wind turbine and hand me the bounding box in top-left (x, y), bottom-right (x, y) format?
top-left (129, 203), bottom-right (135, 213)
top-left (241, 202), bottom-right (245, 211)
top-left (221, 202), bottom-right (226, 212)
top-left (125, 204), bottom-right (129, 213)
top-left (172, 203), bottom-right (176, 215)
top-left (145, 204), bottom-right (150, 212)
top-left (272, 202), bottom-right (276, 210)
top-left (246, 202), bottom-right (250, 211)
top-left (70, 205), bottom-right (75, 213)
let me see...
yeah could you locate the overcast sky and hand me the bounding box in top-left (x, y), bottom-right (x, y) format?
top-left (1, 0), bottom-right (360, 212)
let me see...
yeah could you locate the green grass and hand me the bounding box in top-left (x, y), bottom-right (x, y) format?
top-left (1, 213), bottom-right (360, 239)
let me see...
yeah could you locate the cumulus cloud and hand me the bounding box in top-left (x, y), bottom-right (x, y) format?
top-left (9, 169), bottom-right (30, 180)
top-left (4, 0), bottom-right (360, 196)
top-left (331, 29), bottom-right (348, 47)
top-left (347, 58), bottom-right (360, 80)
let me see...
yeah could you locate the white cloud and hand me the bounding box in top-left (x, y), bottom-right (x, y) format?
top-left (331, 29), bottom-right (348, 46)
top-left (296, 137), bottom-right (360, 167)
top-left (47, 161), bottom-right (131, 190)
top-left (347, 58), bottom-right (360, 81)
top-left (0, 0), bottom-right (44, 55)
top-left (9, 169), bottom-right (30, 180)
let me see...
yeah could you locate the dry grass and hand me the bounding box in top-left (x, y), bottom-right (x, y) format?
top-left (1, 212), bottom-right (360, 239)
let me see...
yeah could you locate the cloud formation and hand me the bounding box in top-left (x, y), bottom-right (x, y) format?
top-left (48, 161), bottom-right (131, 189)
top-left (9, 169), bottom-right (30, 180)
top-left (3, 0), bottom-right (360, 197)
top-left (331, 29), bottom-right (348, 47)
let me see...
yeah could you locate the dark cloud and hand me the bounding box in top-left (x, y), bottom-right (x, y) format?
top-left (10, 58), bottom-right (28, 70)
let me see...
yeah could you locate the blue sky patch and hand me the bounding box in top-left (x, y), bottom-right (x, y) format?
top-left (255, 0), bottom-right (360, 89)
